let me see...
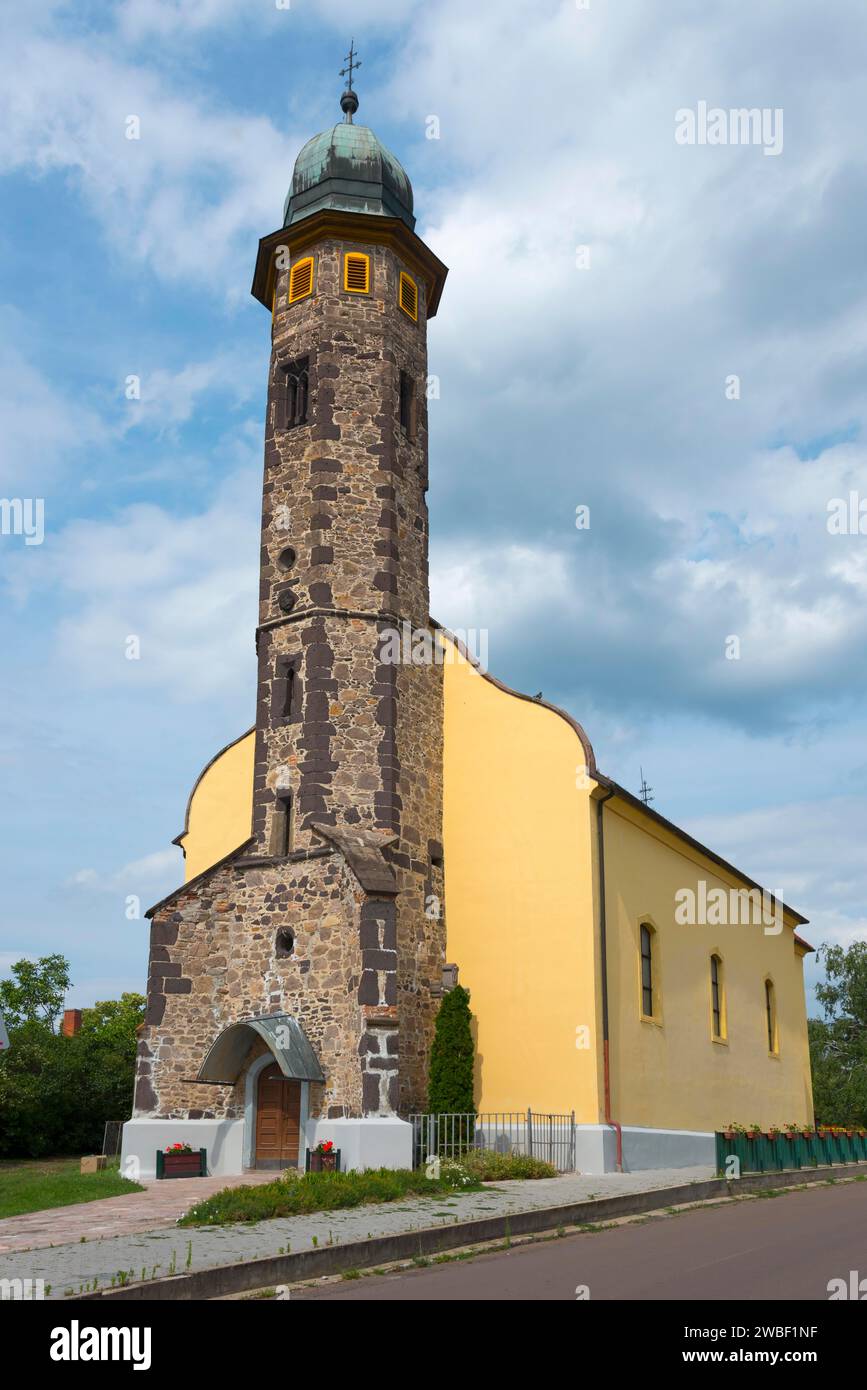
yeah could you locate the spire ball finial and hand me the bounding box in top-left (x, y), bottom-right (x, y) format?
top-left (339, 39), bottom-right (361, 122)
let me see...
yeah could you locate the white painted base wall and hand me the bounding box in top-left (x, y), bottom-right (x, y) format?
top-left (574, 1124), bottom-right (715, 1174)
top-left (121, 1118), bottom-right (245, 1180)
top-left (305, 1117), bottom-right (413, 1172)
top-left (121, 1115), bottom-right (414, 1180)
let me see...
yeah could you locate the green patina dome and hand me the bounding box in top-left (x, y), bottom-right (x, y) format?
top-left (283, 119), bottom-right (415, 231)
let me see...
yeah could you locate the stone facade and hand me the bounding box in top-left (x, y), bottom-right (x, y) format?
top-left (133, 219), bottom-right (446, 1127)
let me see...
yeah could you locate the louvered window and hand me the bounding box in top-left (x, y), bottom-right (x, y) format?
top-left (399, 271), bottom-right (418, 321)
top-left (345, 252), bottom-right (370, 293)
top-left (289, 256), bottom-right (314, 303)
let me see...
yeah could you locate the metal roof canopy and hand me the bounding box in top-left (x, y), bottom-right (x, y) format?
top-left (195, 1014), bottom-right (324, 1086)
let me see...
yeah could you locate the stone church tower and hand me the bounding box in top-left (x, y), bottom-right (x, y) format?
top-left (123, 75), bottom-right (449, 1175)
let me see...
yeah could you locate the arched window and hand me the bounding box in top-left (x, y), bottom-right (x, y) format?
top-left (765, 978), bottom-right (778, 1054)
top-left (640, 923), bottom-right (654, 1018)
top-left (710, 954), bottom-right (725, 1040)
top-left (278, 357), bottom-right (309, 431)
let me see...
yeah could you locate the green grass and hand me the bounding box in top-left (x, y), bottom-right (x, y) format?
top-left (456, 1150), bottom-right (558, 1182)
top-left (179, 1167), bottom-right (483, 1226)
top-left (179, 1151), bottom-right (559, 1228)
top-left (0, 1157), bottom-right (144, 1219)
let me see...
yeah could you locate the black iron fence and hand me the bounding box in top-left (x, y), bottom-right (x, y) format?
top-left (406, 1110), bottom-right (576, 1173)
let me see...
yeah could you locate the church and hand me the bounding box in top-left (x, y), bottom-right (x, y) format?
top-left (122, 70), bottom-right (814, 1179)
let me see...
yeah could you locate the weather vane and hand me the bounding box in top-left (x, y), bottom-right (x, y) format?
top-left (639, 767), bottom-right (654, 807)
top-left (340, 39), bottom-right (361, 92)
top-left (339, 39), bottom-right (362, 122)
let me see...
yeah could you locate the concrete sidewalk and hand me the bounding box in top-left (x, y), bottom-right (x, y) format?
top-left (0, 1166), bottom-right (714, 1298)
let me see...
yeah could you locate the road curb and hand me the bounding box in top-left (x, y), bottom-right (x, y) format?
top-left (77, 1162), bottom-right (867, 1301)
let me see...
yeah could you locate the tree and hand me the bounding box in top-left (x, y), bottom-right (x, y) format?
top-left (427, 984), bottom-right (475, 1114)
top-left (0, 954), bottom-right (145, 1157)
top-left (809, 942), bottom-right (867, 1127)
top-left (0, 954), bottom-right (70, 1030)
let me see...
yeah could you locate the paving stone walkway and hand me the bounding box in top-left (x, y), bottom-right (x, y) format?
top-left (0, 1166), bottom-right (715, 1298)
top-left (0, 1171), bottom-right (278, 1255)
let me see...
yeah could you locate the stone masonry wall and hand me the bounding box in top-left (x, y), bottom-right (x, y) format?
top-left (137, 224), bottom-right (446, 1124)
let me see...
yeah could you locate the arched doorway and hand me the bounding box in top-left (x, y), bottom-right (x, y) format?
top-left (255, 1061), bottom-right (302, 1168)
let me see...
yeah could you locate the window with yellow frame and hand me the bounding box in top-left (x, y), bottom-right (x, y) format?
top-left (398, 270), bottom-right (418, 321)
top-left (639, 922), bottom-right (658, 1021)
top-left (344, 252), bottom-right (370, 294)
top-left (288, 256), bottom-right (314, 304)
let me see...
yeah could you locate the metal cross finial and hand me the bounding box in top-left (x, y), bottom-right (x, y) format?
top-left (340, 39), bottom-right (361, 93)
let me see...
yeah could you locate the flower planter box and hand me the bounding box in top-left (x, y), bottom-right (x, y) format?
top-left (306, 1148), bottom-right (341, 1173)
top-left (156, 1148), bottom-right (207, 1180)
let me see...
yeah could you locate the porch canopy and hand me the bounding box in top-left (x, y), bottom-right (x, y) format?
top-left (195, 1013), bottom-right (324, 1086)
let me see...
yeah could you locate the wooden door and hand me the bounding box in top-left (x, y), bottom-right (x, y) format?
top-left (255, 1063), bottom-right (301, 1168)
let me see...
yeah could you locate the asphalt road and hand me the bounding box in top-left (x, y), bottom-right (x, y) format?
top-left (290, 1180), bottom-right (867, 1300)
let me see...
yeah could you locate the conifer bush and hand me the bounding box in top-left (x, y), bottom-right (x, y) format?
top-left (427, 984), bottom-right (475, 1114)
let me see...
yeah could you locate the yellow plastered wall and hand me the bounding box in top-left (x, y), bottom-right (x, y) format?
top-left (441, 637), bottom-right (601, 1119)
top-left (177, 731), bottom-right (255, 882)
top-left (602, 800), bottom-right (814, 1131)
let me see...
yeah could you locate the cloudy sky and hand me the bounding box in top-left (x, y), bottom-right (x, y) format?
top-left (1, 0), bottom-right (866, 1012)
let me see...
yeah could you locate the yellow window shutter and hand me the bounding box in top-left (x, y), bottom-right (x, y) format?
top-left (399, 271), bottom-right (418, 321)
top-left (344, 253), bottom-right (370, 293)
top-left (289, 257), bottom-right (314, 303)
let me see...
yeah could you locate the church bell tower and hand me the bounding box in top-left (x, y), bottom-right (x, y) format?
top-left (248, 60), bottom-right (449, 1114)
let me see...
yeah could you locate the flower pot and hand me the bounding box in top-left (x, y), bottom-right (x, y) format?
top-left (156, 1148), bottom-right (207, 1179)
top-left (306, 1148), bottom-right (341, 1173)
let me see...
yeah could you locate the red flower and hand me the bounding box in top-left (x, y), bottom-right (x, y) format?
top-left (322, 1141), bottom-right (333, 1152)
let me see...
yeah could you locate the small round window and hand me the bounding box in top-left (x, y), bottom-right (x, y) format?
top-left (275, 928), bottom-right (295, 958)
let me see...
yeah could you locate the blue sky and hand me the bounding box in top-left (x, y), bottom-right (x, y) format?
top-left (2, 0), bottom-right (867, 1013)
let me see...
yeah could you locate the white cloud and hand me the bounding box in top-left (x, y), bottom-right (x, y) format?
top-left (8, 465), bottom-right (259, 702)
top-left (0, 334), bottom-right (109, 493)
top-left (0, 26), bottom-right (292, 293)
top-left (70, 847), bottom-right (180, 894)
top-left (120, 352), bottom-right (260, 435)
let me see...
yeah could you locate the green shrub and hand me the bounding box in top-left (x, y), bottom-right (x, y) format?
top-left (459, 1149), bottom-right (558, 1181)
top-left (178, 1165), bottom-right (482, 1227)
top-left (427, 985), bottom-right (475, 1114)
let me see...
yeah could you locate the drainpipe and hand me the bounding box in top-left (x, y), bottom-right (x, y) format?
top-left (596, 787), bottom-right (622, 1172)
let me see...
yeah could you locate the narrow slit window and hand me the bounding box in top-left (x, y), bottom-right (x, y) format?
top-left (277, 655), bottom-right (302, 723)
top-left (289, 256), bottom-right (314, 303)
top-left (344, 252), bottom-right (370, 293)
top-left (399, 370), bottom-right (416, 438)
top-left (271, 793), bottom-right (293, 858)
top-left (283, 665), bottom-right (296, 719)
top-left (399, 271), bottom-right (418, 321)
top-left (640, 924), bottom-right (654, 1018)
top-left (765, 979), bottom-right (777, 1054)
top-left (711, 955), bottom-right (723, 1038)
